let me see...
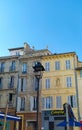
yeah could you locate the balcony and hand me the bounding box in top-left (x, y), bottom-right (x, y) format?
top-left (9, 66), bottom-right (16, 72)
top-left (8, 101), bottom-right (14, 107)
top-left (0, 68), bottom-right (4, 73)
top-left (33, 107), bottom-right (37, 111)
top-left (22, 70), bottom-right (27, 74)
top-left (8, 82), bottom-right (14, 89)
top-left (20, 107), bottom-right (25, 111)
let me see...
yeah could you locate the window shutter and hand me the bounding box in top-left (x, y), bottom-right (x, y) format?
top-left (68, 96), bottom-right (71, 105)
top-left (73, 95), bottom-right (77, 108)
top-left (50, 97), bottom-right (53, 108)
top-left (23, 78), bottom-right (26, 91)
top-left (30, 96), bottom-right (33, 111)
top-left (42, 97), bottom-right (45, 109)
top-left (18, 78), bottom-right (21, 92)
top-left (56, 96), bottom-right (62, 108)
top-left (17, 97), bottom-right (21, 111)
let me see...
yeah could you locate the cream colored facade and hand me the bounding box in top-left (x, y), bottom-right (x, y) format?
top-left (41, 52), bottom-right (80, 130)
top-left (0, 56), bottom-right (19, 108)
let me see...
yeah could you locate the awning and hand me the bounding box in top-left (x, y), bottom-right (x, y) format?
top-left (57, 119), bottom-right (82, 127)
top-left (0, 113), bottom-right (21, 121)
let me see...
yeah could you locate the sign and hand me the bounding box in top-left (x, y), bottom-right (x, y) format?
top-left (43, 110), bottom-right (65, 116)
top-left (51, 110), bottom-right (64, 115)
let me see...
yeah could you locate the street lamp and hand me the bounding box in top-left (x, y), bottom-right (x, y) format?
top-left (33, 62), bottom-right (45, 130)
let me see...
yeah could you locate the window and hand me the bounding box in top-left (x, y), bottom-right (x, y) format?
top-left (68, 95), bottom-right (77, 108)
top-left (45, 79), bottom-right (50, 89)
top-left (0, 78), bottom-right (3, 89)
top-left (66, 77), bottom-right (72, 87)
top-left (9, 76), bottom-right (14, 88)
top-left (33, 77), bottom-right (38, 91)
top-left (12, 61), bottom-right (15, 70)
top-left (9, 61), bottom-right (15, 71)
top-left (45, 62), bottom-right (50, 71)
top-left (30, 96), bottom-right (37, 111)
top-left (46, 97), bottom-right (53, 108)
top-left (20, 97), bottom-right (25, 111)
top-left (55, 61), bottom-right (60, 70)
top-left (66, 60), bottom-right (70, 70)
top-left (22, 62), bottom-right (27, 73)
top-left (16, 52), bottom-right (20, 56)
top-left (80, 70), bottom-right (82, 78)
top-left (1, 62), bottom-right (5, 72)
top-left (0, 62), bottom-right (5, 72)
top-left (42, 97), bottom-right (53, 109)
top-left (18, 78), bottom-right (26, 92)
top-left (9, 93), bottom-right (13, 101)
top-left (8, 93), bottom-right (13, 107)
top-left (56, 96), bottom-right (62, 108)
top-left (33, 97), bottom-right (37, 110)
top-left (17, 97), bottom-right (25, 111)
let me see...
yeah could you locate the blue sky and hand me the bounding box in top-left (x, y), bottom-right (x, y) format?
top-left (0, 0), bottom-right (82, 60)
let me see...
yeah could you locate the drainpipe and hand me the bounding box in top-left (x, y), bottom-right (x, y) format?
top-left (73, 55), bottom-right (80, 120)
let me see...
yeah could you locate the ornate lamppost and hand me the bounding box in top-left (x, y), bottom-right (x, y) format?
top-left (33, 62), bottom-right (45, 130)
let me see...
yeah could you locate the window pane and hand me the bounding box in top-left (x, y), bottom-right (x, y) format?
top-left (67, 95), bottom-right (77, 108)
top-left (56, 96), bottom-right (62, 108)
top-left (55, 61), bottom-right (60, 70)
top-left (66, 77), bottom-right (72, 87)
top-left (22, 63), bottom-right (27, 73)
top-left (46, 97), bottom-right (53, 109)
top-left (66, 60), bottom-right (70, 70)
top-left (45, 79), bottom-right (50, 89)
top-left (45, 62), bottom-right (50, 71)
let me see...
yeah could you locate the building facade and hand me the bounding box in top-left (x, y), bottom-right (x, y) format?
top-left (0, 43), bottom-right (82, 130)
top-left (41, 52), bottom-right (80, 130)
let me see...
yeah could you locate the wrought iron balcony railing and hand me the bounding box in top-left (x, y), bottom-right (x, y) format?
top-left (9, 66), bottom-right (16, 72)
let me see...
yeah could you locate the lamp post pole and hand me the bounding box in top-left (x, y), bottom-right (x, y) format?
top-left (65, 104), bottom-right (69, 130)
top-left (36, 77), bottom-right (40, 130)
top-left (33, 62), bottom-right (45, 130)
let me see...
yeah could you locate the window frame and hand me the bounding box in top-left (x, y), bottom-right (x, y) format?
top-left (45, 62), bottom-right (50, 71)
top-left (55, 61), bottom-right (60, 70)
top-left (66, 60), bottom-right (70, 70)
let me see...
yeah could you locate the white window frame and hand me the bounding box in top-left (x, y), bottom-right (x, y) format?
top-left (30, 96), bottom-right (37, 111)
top-left (66, 77), bottom-right (72, 87)
top-left (55, 61), bottom-right (60, 70)
top-left (67, 95), bottom-right (77, 108)
top-left (45, 62), bottom-right (50, 71)
top-left (22, 62), bottom-right (27, 73)
top-left (42, 97), bottom-right (53, 109)
top-left (56, 96), bottom-right (62, 108)
top-left (20, 97), bottom-right (25, 111)
top-left (18, 78), bottom-right (26, 92)
top-left (66, 60), bottom-right (70, 70)
top-left (45, 78), bottom-right (50, 89)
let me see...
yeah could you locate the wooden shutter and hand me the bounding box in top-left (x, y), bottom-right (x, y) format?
top-left (18, 78), bottom-right (21, 92)
top-left (23, 78), bottom-right (26, 91)
top-left (42, 97), bottom-right (45, 109)
top-left (17, 97), bottom-right (21, 111)
top-left (73, 95), bottom-right (77, 108)
top-left (30, 96), bottom-right (33, 111)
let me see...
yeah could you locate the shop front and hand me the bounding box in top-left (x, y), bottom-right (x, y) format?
top-left (17, 112), bottom-right (42, 130)
top-left (42, 110), bottom-right (66, 130)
